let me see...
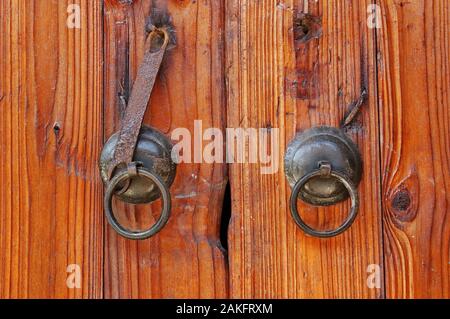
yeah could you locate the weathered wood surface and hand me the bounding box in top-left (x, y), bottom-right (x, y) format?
top-left (103, 0), bottom-right (228, 298)
top-left (0, 0), bottom-right (104, 298)
top-left (377, 0), bottom-right (450, 298)
top-left (0, 0), bottom-right (448, 299)
top-left (226, 0), bottom-right (383, 298)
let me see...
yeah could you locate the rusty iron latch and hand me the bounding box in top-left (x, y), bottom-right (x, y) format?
top-left (99, 15), bottom-right (177, 240)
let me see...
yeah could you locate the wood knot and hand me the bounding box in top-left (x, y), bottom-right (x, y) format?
top-left (294, 13), bottom-right (322, 44)
top-left (104, 0), bottom-right (133, 8)
top-left (173, 0), bottom-right (192, 8)
top-left (391, 189), bottom-right (411, 212)
top-left (53, 122), bottom-right (61, 135)
top-left (145, 8), bottom-right (176, 48)
top-left (387, 171), bottom-right (419, 227)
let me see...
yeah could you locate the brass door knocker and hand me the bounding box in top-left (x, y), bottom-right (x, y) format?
top-left (99, 20), bottom-right (176, 240)
top-left (285, 126), bottom-right (362, 238)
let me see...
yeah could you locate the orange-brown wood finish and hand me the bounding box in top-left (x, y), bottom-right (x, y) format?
top-left (0, 0), bottom-right (448, 299)
top-left (225, 0), bottom-right (384, 298)
top-left (377, 0), bottom-right (450, 298)
top-left (226, 0), bottom-right (449, 299)
top-left (103, 0), bottom-right (228, 298)
top-left (0, 0), bottom-right (103, 298)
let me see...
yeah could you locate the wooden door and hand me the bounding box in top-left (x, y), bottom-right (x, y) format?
top-left (102, 0), bottom-right (227, 299)
top-left (226, 0), bottom-right (449, 299)
top-left (0, 0), bottom-right (448, 299)
top-left (0, 0), bottom-right (227, 299)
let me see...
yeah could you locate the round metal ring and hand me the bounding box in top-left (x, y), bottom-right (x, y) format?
top-left (290, 169), bottom-right (359, 238)
top-left (104, 166), bottom-right (171, 240)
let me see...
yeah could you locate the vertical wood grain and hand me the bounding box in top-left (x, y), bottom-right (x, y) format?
top-left (0, 0), bottom-right (103, 298)
top-left (377, 0), bottom-right (450, 298)
top-left (226, 0), bottom-right (384, 298)
top-left (103, 0), bottom-right (228, 298)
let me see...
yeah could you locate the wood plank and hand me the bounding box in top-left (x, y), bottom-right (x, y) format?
top-left (377, 0), bottom-right (450, 298)
top-left (226, 0), bottom-right (384, 298)
top-left (0, 0), bottom-right (103, 298)
top-left (103, 0), bottom-right (228, 298)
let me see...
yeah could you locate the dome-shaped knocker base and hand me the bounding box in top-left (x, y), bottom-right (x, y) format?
top-left (285, 126), bottom-right (362, 238)
top-left (99, 125), bottom-right (177, 204)
top-left (284, 126), bottom-right (362, 206)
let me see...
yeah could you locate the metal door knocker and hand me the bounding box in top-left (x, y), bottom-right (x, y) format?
top-left (99, 21), bottom-right (176, 240)
top-left (285, 126), bottom-right (362, 238)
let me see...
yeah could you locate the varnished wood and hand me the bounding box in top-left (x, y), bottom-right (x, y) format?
top-left (226, 0), bottom-right (384, 298)
top-left (103, 0), bottom-right (228, 298)
top-left (1, 0), bottom-right (448, 300)
top-left (377, 0), bottom-right (450, 298)
top-left (0, 0), bottom-right (103, 298)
